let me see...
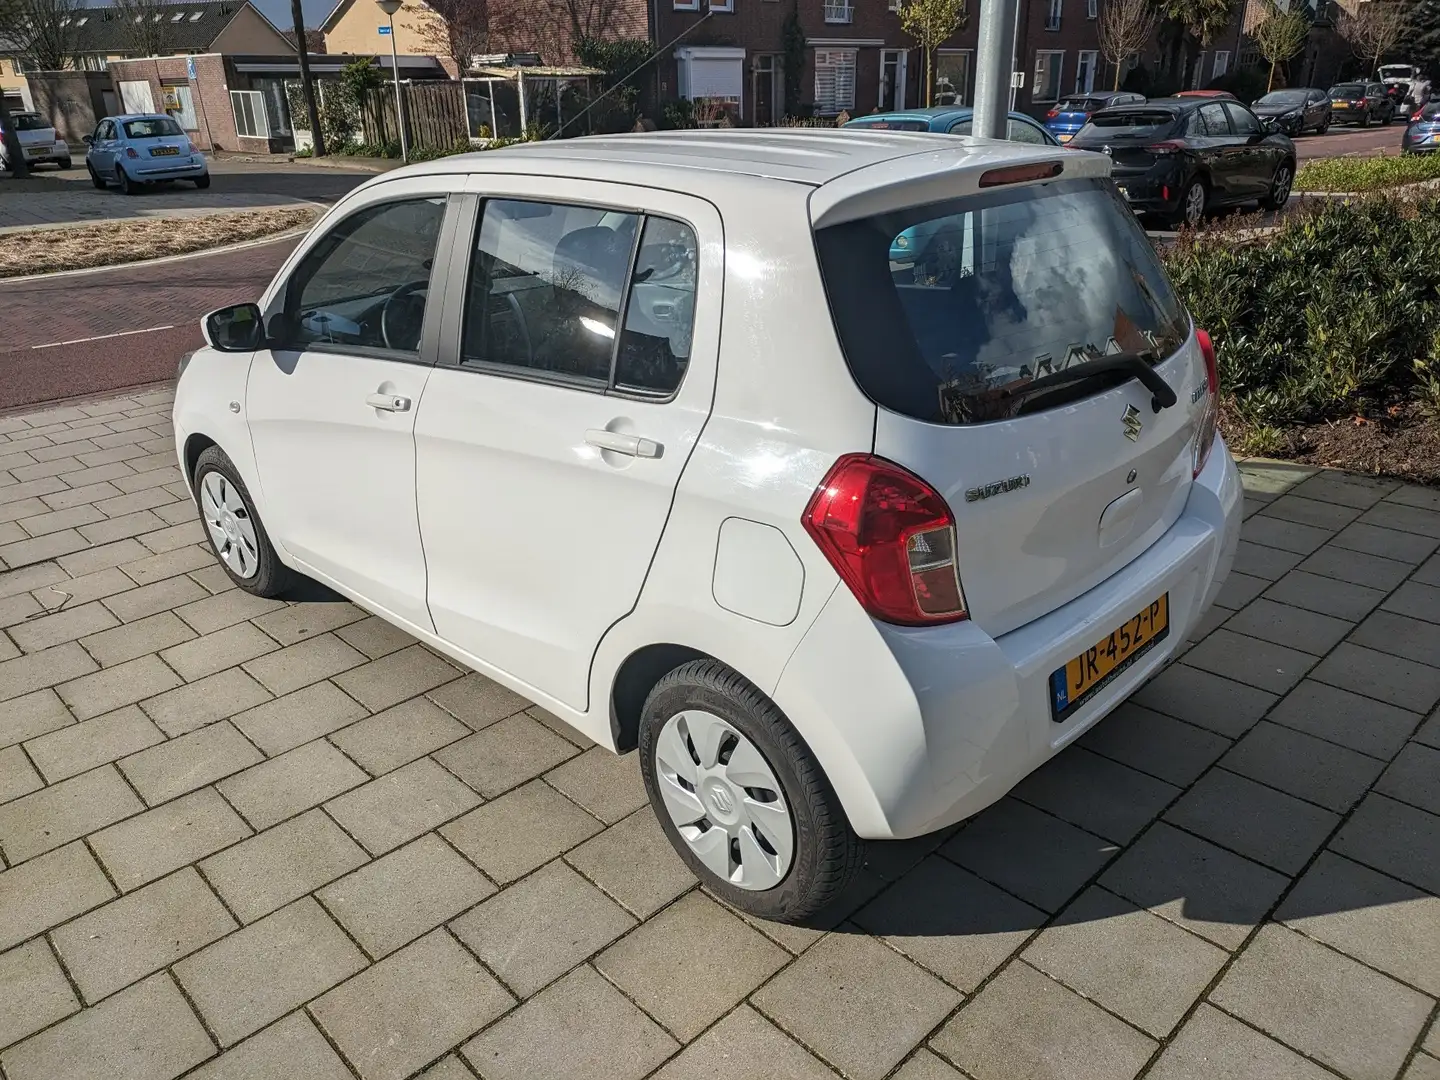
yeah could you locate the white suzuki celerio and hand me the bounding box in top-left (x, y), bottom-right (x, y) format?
top-left (175, 129), bottom-right (1241, 922)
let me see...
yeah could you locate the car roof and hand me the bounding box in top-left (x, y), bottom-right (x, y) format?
top-left (1096, 98), bottom-right (1197, 112)
top-left (849, 106), bottom-right (1043, 125)
top-left (391, 128), bottom-right (1065, 189)
top-left (105, 114), bottom-right (173, 123)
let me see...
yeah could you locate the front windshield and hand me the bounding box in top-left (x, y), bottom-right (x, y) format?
top-left (123, 117), bottom-right (183, 138)
top-left (1257, 91), bottom-right (1307, 105)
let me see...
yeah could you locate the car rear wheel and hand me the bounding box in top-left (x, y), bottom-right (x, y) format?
top-left (194, 172), bottom-right (211, 189)
top-left (1360, 111), bottom-right (1372, 128)
top-left (116, 164), bottom-right (140, 195)
top-left (193, 446), bottom-right (294, 597)
top-left (639, 659), bottom-right (863, 923)
top-left (1261, 162), bottom-right (1293, 211)
top-left (1174, 179), bottom-right (1207, 229)
top-left (57, 158), bottom-right (71, 170)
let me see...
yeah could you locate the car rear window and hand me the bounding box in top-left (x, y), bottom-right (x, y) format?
top-left (123, 117), bottom-right (183, 138)
top-left (1058, 98), bottom-right (1106, 112)
top-left (1421, 103), bottom-right (1440, 120)
top-left (1332, 84), bottom-right (1365, 97)
top-left (814, 177), bottom-right (1190, 425)
top-left (1074, 110), bottom-right (1177, 139)
top-left (847, 118), bottom-right (932, 132)
top-left (12, 114), bottom-right (49, 131)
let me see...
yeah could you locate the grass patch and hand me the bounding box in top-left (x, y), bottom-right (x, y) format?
top-left (1294, 153), bottom-right (1440, 193)
top-left (0, 206), bottom-right (319, 278)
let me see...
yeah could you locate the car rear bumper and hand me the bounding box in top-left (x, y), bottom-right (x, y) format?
top-left (131, 157), bottom-right (208, 179)
top-left (1109, 165), bottom-right (1187, 215)
top-left (773, 435), bottom-right (1242, 840)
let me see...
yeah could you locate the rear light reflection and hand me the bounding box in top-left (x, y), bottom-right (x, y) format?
top-left (1193, 329), bottom-right (1219, 479)
top-left (1146, 140), bottom-right (1186, 155)
top-left (978, 161), bottom-right (1064, 187)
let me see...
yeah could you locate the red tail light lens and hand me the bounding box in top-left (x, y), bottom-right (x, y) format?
top-left (125, 147), bottom-right (138, 158)
top-left (1046, 109), bottom-right (1059, 119)
top-left (1193, 329), bottom-right (1219, 479)
top-left (1146, 140), bottom-right (1186, 155)
top-left (802, 455), bottom-right (968, 626)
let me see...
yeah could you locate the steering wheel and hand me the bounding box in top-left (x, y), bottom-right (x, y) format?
top-left (489, 291), bottom-right (533, 367)
top-left (380, 280), bottom-right (429, 352)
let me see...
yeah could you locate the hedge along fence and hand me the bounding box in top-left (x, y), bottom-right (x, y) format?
top-left (1159, 193), bottom-right (1440, 427)
top-left (1295, 153), bottom-right (1440, 193)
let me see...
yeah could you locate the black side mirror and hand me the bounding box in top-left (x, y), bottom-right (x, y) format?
top-left (82, 134), bottom-right (93, 146)
top-left (202, 302), bottom-right (265, 352)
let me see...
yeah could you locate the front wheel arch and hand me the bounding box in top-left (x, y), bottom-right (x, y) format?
top-left (183, 433), bottom-right (217, 492)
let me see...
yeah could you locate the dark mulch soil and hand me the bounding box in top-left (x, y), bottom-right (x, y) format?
top-left (1221, 403), bottom-right (1440, 487)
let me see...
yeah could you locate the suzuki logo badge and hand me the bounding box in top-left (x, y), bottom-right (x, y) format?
top-left (1122, 404), bottom-right (1143, 442)
top-left (710, 787), bottom-right (734, 815)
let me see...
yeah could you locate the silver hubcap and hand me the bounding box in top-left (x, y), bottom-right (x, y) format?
top-left (654, 710), bottom-right (794, 891)
top-left (200, 471), bottom-right (260, 580)
top-left (1273, 167), bottom-right (1292, 204)
top-left (1185, 184), bottom-right (1206, 225)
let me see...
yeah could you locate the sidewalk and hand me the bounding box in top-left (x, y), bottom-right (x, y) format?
top-left (0, 389), bottom-right (1436, 1080)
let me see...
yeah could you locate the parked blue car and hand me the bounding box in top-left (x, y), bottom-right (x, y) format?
top-left (84, 113), bottom-right (210, 194)
top-left (1043, 90), bottom-right (1146, 142)
top-left (844, 107), bottom-right (1061, 272)
top-left (1403, 102), bottom-right (1440, 154)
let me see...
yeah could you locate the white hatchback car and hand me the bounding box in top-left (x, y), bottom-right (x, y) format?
top-left (176, 130), bottom-right (1241, 922)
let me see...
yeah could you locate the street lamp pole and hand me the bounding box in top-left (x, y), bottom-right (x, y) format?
top-left (375, 0), bottom-right (408, 162)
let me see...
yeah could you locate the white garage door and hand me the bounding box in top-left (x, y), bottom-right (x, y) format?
top-left (119, 80), bottom-right (155, 114)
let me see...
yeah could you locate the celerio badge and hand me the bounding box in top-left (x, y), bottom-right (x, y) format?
top-left (1122, 404), bottom-right (1143, 442)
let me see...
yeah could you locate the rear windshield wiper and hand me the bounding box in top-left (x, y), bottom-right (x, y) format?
top-left (1007, 351), bottom-right (1178, 416)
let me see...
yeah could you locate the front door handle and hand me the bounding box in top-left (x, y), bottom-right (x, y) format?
top-left (585, 429), bottom-right (662, 459)
top-left (366, 393), bottom-right (411, 412)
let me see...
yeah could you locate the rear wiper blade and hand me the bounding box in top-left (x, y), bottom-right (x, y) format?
top-left (1007, 350), bottom-right (1178, 415)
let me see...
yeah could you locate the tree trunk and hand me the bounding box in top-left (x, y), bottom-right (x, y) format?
top-left (925, 46), bottom-right (934, 106)
top-left (293, 0), bottom-right (326, 156)
top-left (1113, 58), bottom-right (1122, 91)
top-left (0, 99), bottom-right (30, 179)
top-left (1268, 59), bottom-right (1276, 92)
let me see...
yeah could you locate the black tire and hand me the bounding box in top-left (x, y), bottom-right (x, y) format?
top-left (116, 164), bottom-right (140, 195)
top-left (192, 445), bottom-right (295, 598)
top-left (1360, 110), bottom-right (1372, 128)
top-left (87, 163), bottom-right (106, 189)
top-left (1319, 119), bottom-right (1330, 135)
top-left (1260, 160), bottom-right (1294, 211)
top-left (194, 172), bottom-right (211, 189)
top-left (1172, 178), bottom-right (1208, 229)
top-left (638, 659), bottom-right (863, 923)
top-left (57, 158), bottom-right (72, 170)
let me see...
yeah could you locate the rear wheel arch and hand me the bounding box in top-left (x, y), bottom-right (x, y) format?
top-left (609, 643), bottom-right (710, 752)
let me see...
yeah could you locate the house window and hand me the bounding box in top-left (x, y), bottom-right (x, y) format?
top-left (10, 56), bottom-right (24, 75)
top-left (814, 49), bottom-right (856, 113)
top-left (1087, 0), bottom-right (1096, 16)
top-left (230, 89), bottom-right (270, 139)
top-left (888, 0), bottom-right (900, 9)
top-left (676, 46), bottom-right (745, 119)
top-left (1034, 51), bottom-right (1064, 101)
top-left (1045, 0), bottom-right (1062, 30)
top-left (1213, 50), bottom-right (1230, 78)
top-left (1191, 52), bottom-right (1207, 88)
top-left (188, 10), bottom-right (204, 20)
top-left (1075, 50), bottom-right (1097, 94)
top-left (709, 0), bottom-right (733, 11)
top-left (673, 0), bottom-right (699, 9)
top-left (74, 15), bottom-right (87, 24)
top-left (934, 49), bottom-right (970, 105)
top-left (824, 0), bottom-right (854, 24)
top-left (171, 11), bottom-right (185, 20)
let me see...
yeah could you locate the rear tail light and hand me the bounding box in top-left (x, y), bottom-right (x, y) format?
top-left (1193, 329), bottom-right (1219, 479)
top-left (1046, 109), bottom-right (1059, 119)
top-left (802, 455), bottom-right (968, 626)
top-left (1146, 140), bottom-right (1186, 155)
top-left (125, 147), bottom-right (138, 158)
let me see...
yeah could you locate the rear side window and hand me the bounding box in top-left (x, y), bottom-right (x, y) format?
top-left (1075, 110), bottom-right (1176, 139)
top-left (814, 177), bottom-right (1190, 425)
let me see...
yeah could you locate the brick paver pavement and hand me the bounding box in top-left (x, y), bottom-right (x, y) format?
top-left (0, 389), bottom-right (1437, 1080)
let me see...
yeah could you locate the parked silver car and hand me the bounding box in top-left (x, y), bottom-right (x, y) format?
top-left (0, 111), bottom-right (71, 170)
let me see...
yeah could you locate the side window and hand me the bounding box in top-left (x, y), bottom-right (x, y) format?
top-left (463, 199), bottom-right (639, 385)
top-left (283, 197), bottom-right (445, 355)
top-left (615, 217), bottom-right (698, 396)
top-left (1198, 102), bottom-right (1231, 135)
top-left (96, 120), bottom-right (113, 140)
top-left (1007, 118), bottom-right (1049, 144)
top-left (1224, 103), bottom-right (1262, 136)
top-left (947, 118), bottom-right (973, 135)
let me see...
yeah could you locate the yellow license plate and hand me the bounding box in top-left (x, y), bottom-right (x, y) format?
top-left (1051, 594), bottom-right (1170, 721)
top-left (1058, 133), bottom-right (1072, 143)
top-left (152, 146), bottom-right (180, 156)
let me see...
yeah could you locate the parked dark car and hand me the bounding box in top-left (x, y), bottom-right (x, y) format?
top-left (1328, 82), bottom-right (1396, 126)
top-left (1068, 97), bottom-right (1297, 228)
top-left (1043, 90), bottom-right (1146, 143)
top-left (1251, 88), bottom-right (1332, 135)
top-left (1175, 90), bottom-right (1238, 100)
top-left (1402, 101), bottom-right (1440, 154)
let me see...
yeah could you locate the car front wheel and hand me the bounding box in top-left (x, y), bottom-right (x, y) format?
top-left (639, 659), bottom-right (863, 923)
top-left (192, 445), bottom-right (294, 597)
top-left (87, 163), bottom-right (106, 189)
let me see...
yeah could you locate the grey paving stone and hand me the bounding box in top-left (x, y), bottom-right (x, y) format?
top-left (0, 939), bottom-right (79, 1050)
top-left (1360, 502), bottom-right (1440, 540)
top-left (187, 1011), bottom-right (353, 1080)
top-left (325, 757), bottom-right (481, 856)
top-left (1419, 708), bottom-right (1440, 751)
top-left (1182, 628), bottom-right (1317, 696)
top-left (1404, 1054), bottom-right (1440, 1080)
top-left (0, 764), bottom-right (142, 863)
top-left (1221, 721), bottom-right (1385, 813)
top-left (1131, 663), bottom-right (1277, 738)
top-left (931, 960), bottom-right (1155, 1080)
top-left (1224, 597), bottom-right (1354, 656)
top-left (597, 890), bottom-right (787, 1040)
top-left (1377, 741), bottom-right (1440, 816)
top-left (51, 868), bottom-right (237, 1004)
top-left (1231, 539), bottom-right (1306, 581)
top-left (544, 747), bottom-right (649, 825)
top-left (1310, 643), bottom-right (1440, 714)
top-left (0, 528), bottom-right (89, 570)
top-left (93, 487), bottom-right (180, 519)
top-left (1382, 579), bottom-right (1440, 626)
top-left (1331, 794), bottom-right (1440, 895)
top-left (173, 591), bottom-right (286, 637)
top-left (1278, 851), bottom-right (1440, 995)
top-left (312, 929), bottom-right (515, 1080)
top-left (1213, 922), bottom-right (1432, 1080)
top-left (1259, 494), bottom-right (1363, 531)
top-left (57, 538), bottom-right (149, 577)
top-left (1078, 703), bottom-right (1231, 787)
top-left (9, 601), bottom-right (118, 654)
top-left (24, 704), bottom-right (164, 783)
top-left (442, 781), bottom-right (601, 884)
top-left (32, 567), bottom-right (135, 612)
top-left (1166, 767), bottom-right (1336, 875)
top-left (1023, 886), bottom-right (1228, 1037)
top-left (524, 705), bottom-right (594, 747)
top-left (0, 562), bottom-right (68, 599)
top-left (415, 1056), bottom-right (479, 1080)
top-left (1244, 515), bottom-right (1334, 555)
top-left (0, 972), bottom-right (214, 1080)
top-left (435, 714), bottom-right (579, 799)
top-left (652, 1004), bottom-right (839, 1080)
top-left (565, 808), bottom-right (696, 919)
top-left (1268, 680), bottom-right (1422, 760)
top-left (217, 739), bottom-right (368, 831)
top-left (200, 809), bottom-right (369, 924)
top-left (250, 601), bottom-right (367, 647)
top-left (1212, 570), bottom-right (1268, 611)
top-left (161, 623), bottom-right (278, 683)
top-left (1331, 521), bottom-right (1439, 564)
top-left (79, 611), bottom-right (195, 668)
top-left (1012, 746), bottom-right (1179, 844)
top-left (1418, 552), bottom-right (1440, 587)
top-left (461, 964), bottom-right (676, 1080)
top-left (0, 642), bottom-right (99, 704)
top-left (58, 654), bottom-right (182, 720)
top-left (102, 575), bottom-right (209, 623)
top-left (1100, 820), bottom-right (1289, 949)
top-left (241, 633), bottom-right (365, 697)
top-left (1264, 569), bottom-right (1388, 622)
top-left (427, 672), bottom-right (531, 730)
top-left (1148, 1003), bottom-right (1335, 1080)
top-left (0, 591), bottom-right (42, 629)
top-left (0, 744), bottom-right (42, 805)
top-left (319, 833), bottom-right (494, 960)
top-left (0, 631), bottom-right (17, 662)
top-left (890, 1049), bottom-right (967, 1080)
top-left (448, 857), bottom-right (628, 997)
top-left (90, 787), bottom-right (252, 892)
top-left (941, 798), bottom-right (1117, 913)
top-left (174, 897), bottom-right (367, 1047)
top-left (1391, 485), bottom-right (1440, 512)
top-left (333, 644), bottom-right (462, 713)
top-left (231, 681), bottom-right (367, 757)
top-left (0, 688), bottom-right (73, 749)
top-left (139, 667), bottom-right (273, 738)
top-left (120, 720), bottom-right (263, 806)
top-left (78, 509), bottom-right (166, 547)
top-left (329, 696), bottom-right (470, 776)
top-left (1350, 609), bottom-right (1440, 671)
top-left (0, 842), bottom-right (114, 952)
top-left (335, 615), bottom-right (415, 660)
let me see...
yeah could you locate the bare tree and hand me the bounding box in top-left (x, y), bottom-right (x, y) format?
top-left (419, 0), bottom-right (489, 75)
top-left (1252, 0), bottom-right (1310, 91)
top-left (1098, 0), bottom-right (1158, 90)
top-left (1338, 0), bottom-right (1409, 76)
top-left (112, 0), bottom-right (178, 57)
top-left (898, 0), bottom-right (967, 107)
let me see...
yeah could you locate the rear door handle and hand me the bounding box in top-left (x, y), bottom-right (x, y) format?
top-left (585, 429), bottom-right (661, 459)
top-left (366, 393), bottom-right (411, 412)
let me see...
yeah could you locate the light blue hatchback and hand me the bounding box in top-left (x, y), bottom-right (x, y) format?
top-left (84, 114), bottom-right (210, 194)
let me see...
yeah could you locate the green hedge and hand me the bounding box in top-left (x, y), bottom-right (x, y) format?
top-left (1295, 154), bottom-right (1440, 193)
top-left (1160, 194), bottom-right (1440, 425)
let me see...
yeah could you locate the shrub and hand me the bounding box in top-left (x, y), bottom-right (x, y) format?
top-left (1161, 194), bottom-right (1440, 425)
top-left (1295, 154), bottom-right (1440, 192)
